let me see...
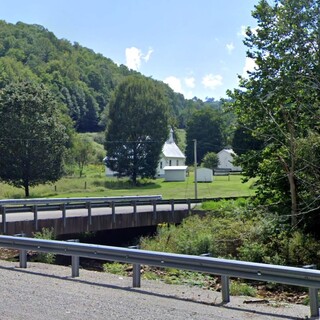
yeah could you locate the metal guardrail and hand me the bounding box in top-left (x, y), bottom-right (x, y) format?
top-left (0, 195), bottom-right (163, 207)
top-left (0, 195), bottom-right (164, 233)
top-left (0, 196), bottom-right (246, 234)
top-left (0, 235), bottom-right (319, 318)
top-left (0, 196), bottom-right (245, 211)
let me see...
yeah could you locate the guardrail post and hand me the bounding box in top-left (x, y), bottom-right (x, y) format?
top-left (86, 202), bottom-right (92, 227)
top-left (1, 206), bottom-right (6, 234)
top-left (303, 264), bottom-right (319, 318)
top-left (111, 202), bottom-right (116, 225)
top-left (170, 199), bottom-right (175, 221)
top-left (68, 239), bottom-right (80, 278)
top-left (33, 205), bottom-right (38, 230)
top-left (152, 200), bottom-right (157, 224)
top-left (129, 246), bottom-right (141, 287)
top-left (132, 201), bottom-right (137, 226)
top-left (61, 203), bottom-right (67, 228)
top-left (15, 233), bottom-right (27, 268)
top-left (187, 199), bottom-right (191, 212)
top-left (221, 275), bottom-right (230, 303)
top-left (200, 253), bottom-right (230, 303)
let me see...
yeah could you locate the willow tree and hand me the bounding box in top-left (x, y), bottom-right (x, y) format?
top-left (0, 81), bottom-right (69, 197)
top-left (227, 0), bottom-right (320, 227)
top-left (105, 76), bottom-right (169, 184)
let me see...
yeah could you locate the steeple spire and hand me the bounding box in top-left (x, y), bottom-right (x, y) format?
top-left (168, 127), bottom-right (174, 143)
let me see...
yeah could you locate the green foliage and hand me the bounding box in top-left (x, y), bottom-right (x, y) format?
top-left (71, 134), bottom-right (98, 177)
top-left (105, 76), bottom-right (169, 184)
top-left (0, 81), bottom-right (70, 197)
top-left (185, 107), bottom-right (225, 165)
top-left (227, 0), bottom-right (320, 228)
top-left (103, 262), bottom-right (129, 276)
top-left (232, 127), bottom-right (264, 156)
top-left (201, 152), bottom-right (219, 170)
top-left (230, 281), bottom-right (257, 297)
top-left (140, 199), bottom-right (320, 267)
top-left (32, 227), bottom-right (56, 264)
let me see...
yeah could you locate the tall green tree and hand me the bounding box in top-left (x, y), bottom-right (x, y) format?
top-left (185, 107), bottom-right (224, 165)
top-left (227, 0), bottom-right (320, 227)
top-left (72, 134), bottom-right (95, 177)
top-left (104, 76), bottom-right (169, 184)
top-left (0, 81), bottom-right (69, 197)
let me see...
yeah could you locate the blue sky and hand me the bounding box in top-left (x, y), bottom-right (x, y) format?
top-left (1, 0), bottom-right (258, 101)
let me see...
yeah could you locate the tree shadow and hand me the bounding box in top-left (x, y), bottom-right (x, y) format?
top-left (93, 179), bottom-right (162, 190)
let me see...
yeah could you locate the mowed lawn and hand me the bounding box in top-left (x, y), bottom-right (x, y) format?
top-left (0, 165), bottom-right (256, 199)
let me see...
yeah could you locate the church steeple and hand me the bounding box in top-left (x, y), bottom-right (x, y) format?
top-left (168, 127), bottom-right (174, 143)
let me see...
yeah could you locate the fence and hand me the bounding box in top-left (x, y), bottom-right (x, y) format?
top-left (0, 235), bottom-right (319, 318)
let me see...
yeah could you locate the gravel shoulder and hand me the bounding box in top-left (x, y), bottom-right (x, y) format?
top-left (0, 260), bottom-right (313, 320)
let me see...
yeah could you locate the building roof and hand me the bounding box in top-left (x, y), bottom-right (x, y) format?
top-left (162, 128), bottom-right (186, 159)
top-left (218, 148), bottom-right (236, 156)
top-left (163, 166), bottom-right (188, 171)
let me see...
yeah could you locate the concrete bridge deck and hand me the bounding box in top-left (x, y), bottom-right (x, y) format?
top-left (1, 203), bottom-right (195, 237)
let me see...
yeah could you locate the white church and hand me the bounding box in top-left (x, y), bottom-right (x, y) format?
top-left (104, 128), bottom-right (187, 181)
top-left (157, 128), bottom-right (187, 181)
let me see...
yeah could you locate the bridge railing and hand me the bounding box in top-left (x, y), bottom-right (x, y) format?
top-left (0, 196), bottom-right (246, 234)
top-left (0, 235), bottom-right (319, 318)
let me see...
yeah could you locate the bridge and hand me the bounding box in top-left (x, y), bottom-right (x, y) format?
top-left (0, 195), bottom-right (210, 237)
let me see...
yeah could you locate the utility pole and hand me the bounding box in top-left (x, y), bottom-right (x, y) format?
top-left (193, 139), bottom-right (198, 199)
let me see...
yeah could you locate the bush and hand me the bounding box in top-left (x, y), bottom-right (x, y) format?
top-left (230, 281), bottom-right (257, 297)
top-left (201, 152), bottom-right (219, 170)
top-left (140, 199), bottom-right (320, 267)
top-left (32, 227), bottom-right (56, 264)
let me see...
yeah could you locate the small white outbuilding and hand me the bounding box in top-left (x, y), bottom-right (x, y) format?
top-left (164, 166), bottom-right (188, 182)
top-left (196, 168), bottom-right (213, 182)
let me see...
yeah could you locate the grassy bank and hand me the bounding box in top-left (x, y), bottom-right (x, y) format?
top-left (0, 165), bottom-right (256, 199)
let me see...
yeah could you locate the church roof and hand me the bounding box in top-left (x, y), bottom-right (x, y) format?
top-left (162, 128), bottom-right (186, 159)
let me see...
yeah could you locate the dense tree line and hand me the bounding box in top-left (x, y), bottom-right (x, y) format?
top-left (0, 20), bottom-right (227, 133)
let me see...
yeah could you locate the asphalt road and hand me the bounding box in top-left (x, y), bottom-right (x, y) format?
top-left (0, 260), bottom-right (312, 320)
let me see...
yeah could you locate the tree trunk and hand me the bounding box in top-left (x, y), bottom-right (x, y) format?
top-left (288, 171), bottom-right (298, 226)
top-left (24, 183), bottom-right (30, 198)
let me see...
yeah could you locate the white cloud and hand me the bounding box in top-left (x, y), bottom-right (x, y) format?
top-left (184, 77), bottom-right (195, 89)
top-left (238, 25), bottom-right (247, 37)
top-left (125, 47), bottom-right (142, 70)
top-left (143, 47), bottom-right (153, 62)
top-left (226, 42), bottom-right (235, 54)
top-left (163, 76), bottom-right (183, 94)
top-left (125, 46), bottom-right (154, 71)
top-left (242, 57), bottom-right (257, 77)
top-left (202, 74), bottom-right (223, 90)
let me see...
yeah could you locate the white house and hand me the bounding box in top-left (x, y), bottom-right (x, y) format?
top-left (157, 128), bottom-right (186, 177)
top-left (217, 148), bottom-right (242, 172)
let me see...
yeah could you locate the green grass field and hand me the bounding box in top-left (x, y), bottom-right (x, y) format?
top-left (0, 165), bottom-right (256, 199)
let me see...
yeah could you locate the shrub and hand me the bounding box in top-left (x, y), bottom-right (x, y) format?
top-left (103, 262), bottom-right (128, 276)
top-left (140, 199), bottom-right (320, 267)
top-left (32, 227), bottom-right (56, 264)
top-left (230, 281), bottom-right (257, 297)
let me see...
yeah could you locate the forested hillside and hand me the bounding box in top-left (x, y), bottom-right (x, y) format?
top-left (0, 20), bottom-right (224, 132)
